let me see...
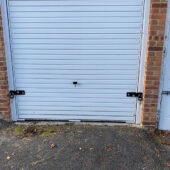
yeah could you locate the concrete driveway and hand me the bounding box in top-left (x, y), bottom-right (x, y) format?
top-left (0, 121), bottom-right (170, 170)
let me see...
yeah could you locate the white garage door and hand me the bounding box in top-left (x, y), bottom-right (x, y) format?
top-left (7, 0), bottom-right (145, 122)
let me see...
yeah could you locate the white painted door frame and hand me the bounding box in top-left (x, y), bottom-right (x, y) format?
top-left (1, 0), bottom-right (150, 122)
top-left (136, 0), bottom-right (150, 124)
top-left (158, 0), bottom-right (170, 130)
top-left (0, 0), bottom-right (17, 121)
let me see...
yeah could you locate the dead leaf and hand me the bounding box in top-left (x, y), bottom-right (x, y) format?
top-left (165, 131), bottom-right (169, 135)
top-left (167, 163), bottom-right (170, 167)
top-left (50, 144), bottom-right (55, 148)
top-left (34, 128), bottom-right (37, 133)
top-left (6, 156), bottom-right (10, 160)
top-left (31, 159), bottom-right (45, 165)
top-left (104, 145), bottom-right (112, 152)
top-left (154, 148), bottom-right (160, 153)
top-left (31, 156), bottom-right (54, 166)
top-left (101, 157), bottom-right (105, 161)
top-left (89, 148), bottom-right (94, 151)
top-left (162, 143), bottom-right (170, 146)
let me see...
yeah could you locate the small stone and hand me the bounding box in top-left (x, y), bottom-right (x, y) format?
top-left (89, 148), bottom-right (94, 151)
top-left (6, 156), bottom-right (10, 160)
top-left (50, 144), bottom-right (55, 148)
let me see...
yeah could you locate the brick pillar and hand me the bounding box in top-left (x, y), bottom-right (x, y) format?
top-left (142, 0), bottom-right (168, 126)
top-left (0, 10), bottom-right (11, 120)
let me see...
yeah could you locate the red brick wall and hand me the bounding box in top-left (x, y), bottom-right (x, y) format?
top-left (141, 0), bottom-right (168, 126)
top-left (0, 10), bottom-right (11, 120)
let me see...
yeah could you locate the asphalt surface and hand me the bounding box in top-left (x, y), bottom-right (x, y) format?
top-left (0, 121), bottom-right (169, 170)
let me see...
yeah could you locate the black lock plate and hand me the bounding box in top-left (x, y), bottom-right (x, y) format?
top-left (9, 90), bottom-right (25, 99)
top-left (127, 92), bottom-right (143, 101)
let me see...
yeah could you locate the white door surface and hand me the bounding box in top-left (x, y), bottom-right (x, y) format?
top-left (7, 0), bottom-right (145, 122)
top-left (159, 23), bottom-right (170, 131)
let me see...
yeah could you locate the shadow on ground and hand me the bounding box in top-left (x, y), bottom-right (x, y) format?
top-left (0, 121), bottom-right (170, 170)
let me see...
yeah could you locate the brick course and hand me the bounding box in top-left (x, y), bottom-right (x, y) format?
top-left (141, 0), bottom-right (168, 126)
top-left (0, 11), bottom-right (11, 120)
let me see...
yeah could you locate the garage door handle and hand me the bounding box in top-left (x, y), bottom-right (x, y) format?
top-left (73, 81), bottom-right (78, 87)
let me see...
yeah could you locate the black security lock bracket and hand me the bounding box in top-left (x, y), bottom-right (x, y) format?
top-left (127, 92), bottom-right (143, 101)
top-left (9, 90), bottom-right (25, 99)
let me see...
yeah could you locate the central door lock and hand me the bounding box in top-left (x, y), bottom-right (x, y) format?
top-left (73, 81), bottom-right (78, 87)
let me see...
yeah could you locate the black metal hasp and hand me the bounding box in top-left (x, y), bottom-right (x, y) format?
top-left (126, 92), bottom-right (143, 101)
top-left (162, 91), bottom-right (170, 95)
top-left (9, 90), bottom-right (25, 99)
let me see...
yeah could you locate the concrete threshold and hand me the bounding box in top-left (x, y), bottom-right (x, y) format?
top-left (15, 121), bottom-right (143, 129)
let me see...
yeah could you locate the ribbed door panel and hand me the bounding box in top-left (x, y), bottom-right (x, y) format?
top-left (8, 0), bottom-right (144, 122)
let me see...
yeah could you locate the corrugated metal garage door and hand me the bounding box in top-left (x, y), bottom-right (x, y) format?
top-left (7, 0), bottom-right (144, 122)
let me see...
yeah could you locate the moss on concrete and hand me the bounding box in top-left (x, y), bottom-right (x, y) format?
top-left (14, 126), bottom-right (25, 136)
top-left (13, 125), bottom-right (70, 137)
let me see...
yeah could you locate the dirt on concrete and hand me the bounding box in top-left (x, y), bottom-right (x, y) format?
top-left (0, 121), bottom-right (170, 170)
